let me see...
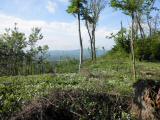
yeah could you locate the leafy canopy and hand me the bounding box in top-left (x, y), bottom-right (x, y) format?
top-left (67, 0), bottom-right (87, 15)
top-left (110, 0), bottom-right (145, 15)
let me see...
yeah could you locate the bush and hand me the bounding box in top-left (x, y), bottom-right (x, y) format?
top-left (55, 59), bottom-right (79, 73)
top-left (12, 89), bottom-right (132, 120)
top-left (135, 32), bottom-right (160, 61)
top-left (111, 29), bottom-right (160, 62)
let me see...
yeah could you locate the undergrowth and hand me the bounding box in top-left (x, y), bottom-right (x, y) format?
top-left (1, 53), bottom-right (160, 119)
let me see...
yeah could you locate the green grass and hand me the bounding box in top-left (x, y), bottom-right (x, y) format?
top-left (55, 59), bottom-right (79, 73)
top-left (1, 53), bottom-right (160, 118)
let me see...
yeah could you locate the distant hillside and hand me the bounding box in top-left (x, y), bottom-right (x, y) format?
top-left (46, 49), bottom-right (107, 61)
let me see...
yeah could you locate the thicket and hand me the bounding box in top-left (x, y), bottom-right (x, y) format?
top-left (109, 0), bottom-right (160, 67)
top-left (110, 28), bottom-right (160, 62)
top-left (136, 32), bottom-right (160, 61)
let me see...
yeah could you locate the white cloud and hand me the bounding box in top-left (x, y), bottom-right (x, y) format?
top-left (58, 0), bottom-right (68, 4)
top-left (0, 13), bottom-right (115, 50)
top-left (46, 0), bottom-right (57, 14)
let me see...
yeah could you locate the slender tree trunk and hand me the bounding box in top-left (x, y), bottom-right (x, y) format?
top-left (78, 13), bottom-right (83, 71)
top-left (93, 33), bottom-right (96, 60)
top-left (147, 0), bottom-right (156, 37)
top-left (147, 15), bottom-right (152, 37)
top-left (134, 16), bottom-right (139, 39)
top-left (121, 21), bottom-right (124, 38)
top-left (92, 24), bottom-right (96, 61)
top-left (131, 13), bottom-right (136, 81)
top-left (136, 14), bottom-right (145, 39)
top-left (85, 20), bottom-right (94, 60)
top-left (136, 13), bottom-right (145, 60)
top-left (154, 15), bottom-right (158, 34)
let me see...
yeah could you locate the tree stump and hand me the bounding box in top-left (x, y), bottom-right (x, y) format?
top-left (131, 79), bottom-right (160, 120)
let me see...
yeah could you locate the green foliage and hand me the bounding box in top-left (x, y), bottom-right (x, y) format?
top-left (0, 24), bottom-right (49, 76)
top-left (110, 0), bottom-right (144, 15)
top-left (0, 74), bottom-right (86, 119)
top-left (67, 0), bottom-right (86, 14)
top-left (108, 27), bottom-right (130, 53)
top-left (109, 25), bottom-right (160, 62)
top-left (135, 32), bottom-right (160, 61)
top-left (55, 59), bottom-right (79, 73)
top-left (28, 28), bottom-right (43, 46)
top-left (1, 52), bottom-right (160, 119)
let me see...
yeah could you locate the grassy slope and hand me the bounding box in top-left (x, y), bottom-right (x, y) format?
top-left (84, 52), bottom-right (160, 94)
top-left (1, 52), bottom-right (160, 116)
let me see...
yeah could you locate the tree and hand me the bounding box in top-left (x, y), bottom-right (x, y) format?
top-left (83, 0), bottom-right (106, 61)
top-left (133, 0), bottom-right (158, 38)
top-left (27, 27), bottom-right (44, 74)
top-left (110, 0), bottom-right (145, 81)
top-left (37, 45), bottom-right (49, 74)
top-left (0, 24), bottom-right (49, 76)
top-left (0, 24), bottom-right (27, 75)
top-left (107, 22), bottom-right (130, 53)
top-left (144, 0), bottom-right (156, 37)
top-left (67, 0), bottom-right (86, 71)
top-left (135, 11), bottom-right (145, 39)
top-left (133, 0), bottom-right (159, 62)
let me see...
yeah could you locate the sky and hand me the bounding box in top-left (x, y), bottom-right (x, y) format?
top-left (0, 0), bottom-right (136, 50)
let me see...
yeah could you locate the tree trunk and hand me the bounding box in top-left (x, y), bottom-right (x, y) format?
top-left (121, 21), bottom-right (124, 38)
top-left (154, 14), bottom-right (158, 34)
top-left (93, 34), bottom-right (96, 61)
top-left (136, 13), bottom-right (145, 60)
top-left (147, 15), bottom-right (152, 37)
top-left (134, 16), bottom-right (139, 39)
top-left (85, 20), bottom-right (94, 60)
top-left (131, 13), bottom-right (136, 81)
top-left (92, 24), bottom-right (96, 61)
top-left (136, 14), bottom-right (145, 39)
top-left (146, 0), bottom-right (156, 37)
top-left (78, 13), bottom-right (83, 71)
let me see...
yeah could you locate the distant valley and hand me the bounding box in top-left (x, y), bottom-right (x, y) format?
top-left (46, 49), bottom-right (107, 61)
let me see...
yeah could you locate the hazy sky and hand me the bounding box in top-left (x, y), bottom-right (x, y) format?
top-left (0, 0), bottom-right (145, 50)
